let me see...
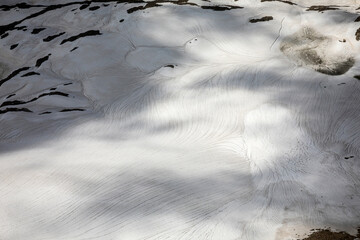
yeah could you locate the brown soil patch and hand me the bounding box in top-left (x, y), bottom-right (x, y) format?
top-left (356, 28), bottom-right (360, 41)
top-left (280, 27), bottom-right (355, 75)
top-left (301, 228), bottom-right (360, 240)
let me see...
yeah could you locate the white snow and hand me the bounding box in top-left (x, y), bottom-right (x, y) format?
top-left (0, 0), bottom-right (360, 239)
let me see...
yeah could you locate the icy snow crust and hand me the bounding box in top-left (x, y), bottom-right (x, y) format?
top-left (0, 0), bottom-right (360, 239)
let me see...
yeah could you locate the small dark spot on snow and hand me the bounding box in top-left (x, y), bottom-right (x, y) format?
top-left (35, 54), bottom-right (51, 67)
top-left (39, 111), bottom-right (51, 115)
top-left (307, 5), bottom-right (339, 12)
top-left (89, 6), bottom-right (100, 11)
top-left (249, 16), bottom-right (273, 23)
top-left (10, 44), bottom-right (18, 50)
top-left (31, 28), bottom-right (45, 34)
top-left (6, 94), bottom-right (15, 99)
top-left (21, 71), bottom-right (40, 77)
top-left (43, 32), bottom-right (65, 42)
top-left (1, 33), bottom-right (9, 39)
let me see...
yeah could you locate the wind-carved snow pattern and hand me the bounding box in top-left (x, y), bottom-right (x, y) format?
top-left (0, 0), bottom-right (360, 240)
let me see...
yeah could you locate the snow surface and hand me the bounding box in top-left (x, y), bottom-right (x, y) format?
top-left (0, 0), bottom-right (360, 239)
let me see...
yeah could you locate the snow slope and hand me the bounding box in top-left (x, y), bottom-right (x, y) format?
top-left (0, 0), bottom-right (360, 239)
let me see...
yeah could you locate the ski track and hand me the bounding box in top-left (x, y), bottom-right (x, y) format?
top-left (0, 0), bottom-right (360, 239)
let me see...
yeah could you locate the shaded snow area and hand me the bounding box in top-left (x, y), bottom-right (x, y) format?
top-left (1, 0), bottom-right (360, 239)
